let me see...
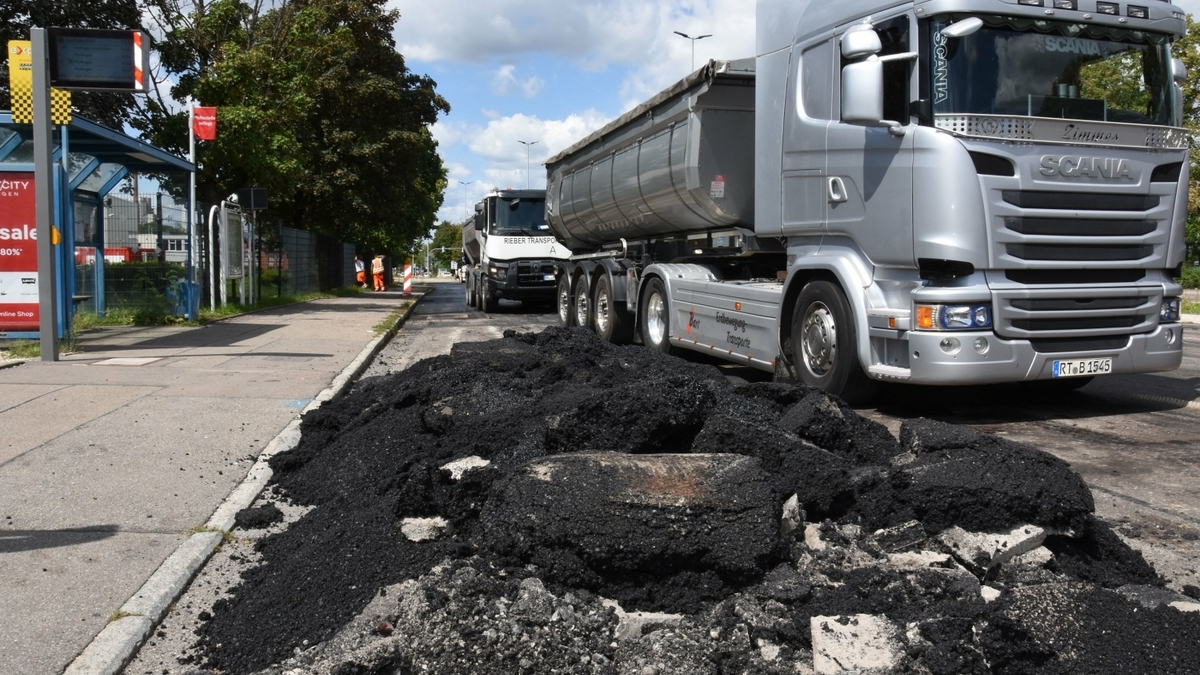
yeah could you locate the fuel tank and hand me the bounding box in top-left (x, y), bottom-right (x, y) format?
top-left (545, 58), bottom-right (756, 252)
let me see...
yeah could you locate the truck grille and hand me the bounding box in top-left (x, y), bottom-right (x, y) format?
top-left (990, 279), bottom-right (1161, 340)
top-left (984, 172), bottom-right (1174, 343)
top-left (516, 261), bottom-right (557, 286)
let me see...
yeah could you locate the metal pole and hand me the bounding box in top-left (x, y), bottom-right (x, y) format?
top-left (518, 140), bottom-right (539, 189)
top-left (32, 27), bottom-right (57, 361)
top-left (188, 103), bottom-right (196, 318)
top-left (208, 204), bottom-right (217, 310)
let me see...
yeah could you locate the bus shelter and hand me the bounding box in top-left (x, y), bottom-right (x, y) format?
top-left (0, 113), bottom-right (195, 339)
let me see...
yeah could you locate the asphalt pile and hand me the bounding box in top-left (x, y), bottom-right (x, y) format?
top-left (196, 327), bottom-right (1200, 675)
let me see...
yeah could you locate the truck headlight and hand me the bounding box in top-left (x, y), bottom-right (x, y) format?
top-left (916, 303), bottom-right (993, 330)
top-left (1160, 297), bottom-right (1181, 323)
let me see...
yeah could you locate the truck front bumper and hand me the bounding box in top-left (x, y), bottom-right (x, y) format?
top-left (484, 260), bottom-right (558, 301)
top-left (901, 324), bottom-right (1183, 385)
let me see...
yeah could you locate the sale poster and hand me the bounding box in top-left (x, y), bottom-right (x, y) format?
top-left (0, 172), bottom-right (39, 331)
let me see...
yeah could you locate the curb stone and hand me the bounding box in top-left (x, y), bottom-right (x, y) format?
top-left (61, 294), bottom-right (423, 675)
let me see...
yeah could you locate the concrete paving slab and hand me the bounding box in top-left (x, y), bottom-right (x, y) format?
top-left (0, 385), bottom-right (158, 465)
top-left (0, 383), bottom-right (67, 413)
top-left (0, 394), bottom-right (296, 531)
top-left (0, 529), bottom-right (180, 675)
top-left (0, 293), bottom-right (415, 675)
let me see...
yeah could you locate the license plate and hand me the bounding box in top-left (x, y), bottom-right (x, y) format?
top-left (543, 274), bottom-right (555, 281)
top-left (1052, 357), bottom-right (1112, 378)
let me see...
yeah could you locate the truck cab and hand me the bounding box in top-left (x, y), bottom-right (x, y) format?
top-left (463, 189), bottom-right (571, 312)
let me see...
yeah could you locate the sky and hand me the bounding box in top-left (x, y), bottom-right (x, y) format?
top-left (393, 0), bottom-right (1200, 228)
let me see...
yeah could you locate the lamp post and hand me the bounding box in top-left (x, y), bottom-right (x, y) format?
top-left (517, 140), bottom-right (539, 189)
top-left (673, 31), bottom-right (712, 72)
top-left (458, 180), bottom-right (474, 219)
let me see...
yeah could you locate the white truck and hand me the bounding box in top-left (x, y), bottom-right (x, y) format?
top-left (463, 189), bottom-right (571, 312)
top-left (547, 0), bottom-right (1189, 403)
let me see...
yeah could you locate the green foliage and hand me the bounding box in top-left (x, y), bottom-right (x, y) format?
top-left (1178, 264), bottom-right (1200, 289)
top-left (429, 220), bottom-right (464, 271)
top-left (1174, 18), bottom-right (1200, 264)
top-left (136, 0), bottom-right (449, 259)
top-left (0, 0), bottom-right (141, 129)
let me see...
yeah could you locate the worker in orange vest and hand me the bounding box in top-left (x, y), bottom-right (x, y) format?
top-left (372, 254), bottom-right (386, 291)
top-left (354, 255), bottom-right (367, 288)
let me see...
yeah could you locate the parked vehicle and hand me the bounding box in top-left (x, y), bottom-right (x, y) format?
top-left (463, 189), bottom-right (571, 312)
top-left (547, 0), bottom-right (1188, 402)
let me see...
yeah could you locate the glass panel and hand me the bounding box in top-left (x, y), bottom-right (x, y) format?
top-left (77, 163), bottom-right (124, 194)
top-left (491, 196), bottom-right (549, 235)
top-left (74, 200), bottom-right (98, 244)
top-left (931, 17), bottom-right (1172, 125)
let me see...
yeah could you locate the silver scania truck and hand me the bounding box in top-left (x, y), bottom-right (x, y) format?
top-left (547, 0), bottom-right (1189, 403)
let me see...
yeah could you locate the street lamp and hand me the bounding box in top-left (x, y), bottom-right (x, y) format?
top-left (517, 140), bottom-right (539, 189)
top-left (458, 180), bottom-right (475, 218)
top-left (673, 31), bottom-right (712, 72)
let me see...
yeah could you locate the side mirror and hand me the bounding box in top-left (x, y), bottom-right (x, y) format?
top-left (474, 204), bottom-right (483, 214)
top-left (1172, 57), bottom-right (1187, 86)
top-left (940, 17), bottom-right (983, 39)
top-left (842, 57), bottom-right (884, 124)
top-left (841, 27), bottom-right (881, 59)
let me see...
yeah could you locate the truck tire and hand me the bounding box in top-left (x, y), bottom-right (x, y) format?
top-left (639, 277), bottom-right (673, 354)
top-left (573, 276), bottom-right (592, 329)
top-left (465, 273), bottom-right (476, 308)
top-left (557, 274), bottom-right (573, 327)
top-left (791, 280), bottom-right (876, 404)
top-left (593, 274), bottom-right (633, 344)
top-left (481, 278), bottom-right (495, 313)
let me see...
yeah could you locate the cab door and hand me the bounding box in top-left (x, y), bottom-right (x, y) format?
top-left (780, 36), bottom-right (835, 236)
top-left (824, 13), bottom-right (917, 268)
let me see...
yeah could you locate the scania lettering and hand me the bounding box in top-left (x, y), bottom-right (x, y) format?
top-left (462, 189), bottom-right (571, 313)
top-left (547, 0), bottom-right (1187, 402)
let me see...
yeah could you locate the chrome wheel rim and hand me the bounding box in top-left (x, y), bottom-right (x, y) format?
top-left (646, 292), bottom-right (667, 346)
top-left (595, 287), bottom-right (611, 335)
top-left (558, 280), bottom-right (571, 324)
top-left (575, 284), bottom-right (589, 327)
top-left (801, 302), bottom-right (836, 377)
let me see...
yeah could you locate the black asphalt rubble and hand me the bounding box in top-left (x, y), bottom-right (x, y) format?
top-left (194, 327), bottom-right (1200, 674)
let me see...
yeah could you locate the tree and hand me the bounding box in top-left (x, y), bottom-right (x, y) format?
top-left (429, 220), bottom-right (463, 271)
top-left (134, 0), bottom-right (448, 257)
top-left (0, 0), bottom-right (142, 129)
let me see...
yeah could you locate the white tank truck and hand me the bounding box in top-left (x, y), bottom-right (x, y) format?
top-left (546, 0), bottom-right (1190, 403)
top-left (463, 189), bottom-right (571, 313)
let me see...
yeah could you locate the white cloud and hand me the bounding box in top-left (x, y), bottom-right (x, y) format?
top-left (491, 65), bottom-right (545, 98)
top-left (435, 109), bottom-right (611, 220)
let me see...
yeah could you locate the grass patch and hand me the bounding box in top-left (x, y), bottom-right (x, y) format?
top-left (186, 524), bottom-right (235, 543)
top-left (3, 340), bottom-right (40, 359)
top-left (372, 301), bottom-right (412, 336)
top-left (107, 610), bottom-right (141, 623)
top-left (1184, 301), bottom-right (1200, 315)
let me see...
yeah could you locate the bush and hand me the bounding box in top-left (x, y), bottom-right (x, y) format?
top-left (1179, 265), bottom-right (1200, 289)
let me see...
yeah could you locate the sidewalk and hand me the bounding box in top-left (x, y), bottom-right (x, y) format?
top-left (0, 290), bottom-right (419, 675)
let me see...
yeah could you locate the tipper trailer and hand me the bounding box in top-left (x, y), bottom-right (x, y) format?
top-left (463, 189), bottom-right (571, 312)
top-left (547, 0), bottom-right (1189, 402)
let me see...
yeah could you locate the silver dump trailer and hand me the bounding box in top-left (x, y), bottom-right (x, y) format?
top-left (462, 215), bottom-right (481, 266)
top-left (546, 0), bottom-right (1188, 404)
top-left (547, 59), bottom-right (756, 250)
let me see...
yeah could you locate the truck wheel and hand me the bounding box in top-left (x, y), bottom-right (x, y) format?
top-left (481, 279), bottom-right (495, 313)
top-left (557, 274), bottom-right (573, 327)
top-left (639, 277), bottom-right (673, 354)
top-left (791, 280), bottom-right (875, 404)
top-left (465, 274), bottom-right (475, 308)
top-left (573, 276), bottom-right (591, 329)
top-left (593, 274), bottom-right (633, 344)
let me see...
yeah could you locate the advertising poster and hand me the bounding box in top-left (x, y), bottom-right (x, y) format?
top-left (0, 172), bottom-right (39, 332)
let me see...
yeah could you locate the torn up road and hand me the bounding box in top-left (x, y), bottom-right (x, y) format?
top-left (138, 327), bottom-right (1200, 674)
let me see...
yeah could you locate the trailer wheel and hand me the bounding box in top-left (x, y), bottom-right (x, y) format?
top-left (557, 274), bottom-right (573, 327)
top-left (639, 277), bottom-right (673, 354)
top-left (573, 276), bottom-right (591, 329)
top-left (791, 280), bottom-right (875, 404)
top-left (593, 274), bottom-right (633, 344)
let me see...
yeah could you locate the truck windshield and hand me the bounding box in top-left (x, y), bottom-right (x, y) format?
top-left (491, 197), bottom-right (549, 235)
top-left (930, 17), bottom-right (1173, 125)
